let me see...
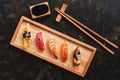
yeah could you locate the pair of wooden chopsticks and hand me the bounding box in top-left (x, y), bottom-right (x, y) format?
top-left (55, 7), bottom-right (119, 55)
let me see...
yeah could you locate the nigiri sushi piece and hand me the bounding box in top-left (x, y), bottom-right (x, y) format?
top-left (61, 43), bottom-right (68, 62)
top-left (22, 23), bottom-right (31, 48)
top-left (73, 46), bottom-right (81, 66)
top-left (36, 32), bottom-right (45, 51)
top-left (47, 38), bottom-right (57, 59)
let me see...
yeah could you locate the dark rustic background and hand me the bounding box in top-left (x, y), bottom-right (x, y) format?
top-left (0, 0), bottom-right (120, 80)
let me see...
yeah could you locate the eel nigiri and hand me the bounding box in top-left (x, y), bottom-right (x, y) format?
top-left (36, 32), bottom-right (45, 51)
top-left (73, 46), bottom-right (81, 66)
top-left (61, 43), bottom-right (68, 62)
top-left (22, 23), bottom-right (31, 48)
top-left (47, 38), bottom-right (57, 59)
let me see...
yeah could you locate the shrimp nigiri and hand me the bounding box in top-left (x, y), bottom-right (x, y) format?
top-left (61, 43), bottom-right (68, 62)
top-left (47, 38), bottom-right (57, 59)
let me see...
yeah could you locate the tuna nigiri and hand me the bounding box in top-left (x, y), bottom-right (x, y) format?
top-left (22, 23), bottom-right (31, 48)
top-left (47, 38), bottom-right (57, 59)
top-left (36, 32), bottom-right (45, 51)
top-left (61, 43), bottom-right (68, 62)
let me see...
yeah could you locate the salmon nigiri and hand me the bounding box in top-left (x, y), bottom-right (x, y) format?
top-left (22, 23), bottom-right (31, 48)
top-left (36, 32), bottom-right (45, 51)
top-left (61, 43), bottom-right (68, 62)
top-left (47, 38), bottom-right (57, 59)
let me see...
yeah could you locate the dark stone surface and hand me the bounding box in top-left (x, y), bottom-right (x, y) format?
top-left (0, 0), bottom-right (120, 80)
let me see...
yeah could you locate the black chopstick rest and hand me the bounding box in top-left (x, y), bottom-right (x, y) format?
top-left (30, 2), bottom-right (51, 19)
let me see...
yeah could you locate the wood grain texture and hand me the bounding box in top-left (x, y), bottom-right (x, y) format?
top-left (55, 8), bottom-right (118, 49)
top-left (55, 8), bottom-right (117, 55)
top-left (56, 3), bottom-right (68, 22)
top-left (29, 2), bottom-right (51, 19)
top-left (10, 16), bottom-right (96, 77)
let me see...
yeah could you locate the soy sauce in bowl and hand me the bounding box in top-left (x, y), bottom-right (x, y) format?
top-left (32, 4), bottom-right (48, 16)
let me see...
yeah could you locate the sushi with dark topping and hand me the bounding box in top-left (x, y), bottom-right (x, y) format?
top-left (73, 46), bottom-right (81, 66)
top-left (22, 23), bottom-right (31, 48)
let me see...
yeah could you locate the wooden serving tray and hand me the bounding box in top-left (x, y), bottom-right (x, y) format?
top-left (10, 16), bottom-right (96, 77)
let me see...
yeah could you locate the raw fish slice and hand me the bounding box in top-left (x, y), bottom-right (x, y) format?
top-left (36, 32), bottom-right (45, 50)
top-left (61, 43), bottom-right (68, 62)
